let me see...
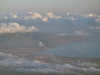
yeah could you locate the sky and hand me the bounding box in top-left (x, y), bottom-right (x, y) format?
top-left (0, 0), bottom-right (100, 14)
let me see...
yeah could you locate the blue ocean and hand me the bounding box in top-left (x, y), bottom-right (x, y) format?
top-left (38, 36), bottom-right (100, 58)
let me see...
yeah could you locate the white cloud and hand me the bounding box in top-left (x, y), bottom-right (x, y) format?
top-left (4, 13), bottom-right (18, 19)
top-left (10, 63), bottom-right (100, 73)
top-left (1, 12), bottom-right (100, 24)
top-left (0, 23), bottom-right (38, 34)
top-left (8, 13), bottom-right (17, 18)
top-left (11, 14), bottom-right (17, 18)
top-left (0, 52), bottom-right (15, 59)
top-left (0, 52), bottom-right (100, 74)
top-left (32, 12), bottom-right (43, 19)
top-left (46, 12), bottom-right (55, 18)
top-left (75, 60), bottom-right (98, 67)
top-left (67, 13), bottom-right (72, 16)
top-left (75, 30), bottom-right (89, 35)
top-left (87, 13), bottom-right (96, 17)
top-left (31, 12), bottom-right (48, 22)
top-left (42, 16), bottom-right (48, 22)
top-left (46, 12), bottom-right (61, 19)
top-left (39, 41), bottom-right (44, 47)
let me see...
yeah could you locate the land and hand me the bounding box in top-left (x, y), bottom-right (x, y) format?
top-left (0, 32), bottom-right (100, 75)
top-left (0, 32), bottom-right (83, 49)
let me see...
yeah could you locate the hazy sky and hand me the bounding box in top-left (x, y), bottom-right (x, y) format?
top-left (0, 0), bottom-right (100, 14)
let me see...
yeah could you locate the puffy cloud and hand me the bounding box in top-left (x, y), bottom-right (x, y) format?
top-left (0, 52), bottom-right (15, 59)
top-left (31, 12), bottom-right (48, 22)
top-left (42, 16), bottom-right (48, 22)
top-left (0, 52), bottom-right (100, 74)
top-left (46, 12), bottom-right (61, 19)
top-left (3, 13), bottom-right (18, 19)
top-left (11, 13), bottom-right (17, 18)
top-left (67, 13), bottom-right (72, 16)
top-left (39, 41), bottom-right (44, 47)
top-left (87, 13), bottom-right (96, 17)
top-left (0, 23), bottom-right (38, 34)
top-left (0, 58), bottom-right (100, 73)
top-left (32, 12), bottom-right (43, 19)
top-left (0, 12), bottom-right (100, 24)
top-left (75, 60), bottom-right (98, 67)
top-left (5, 13), bottom-right (18, 19)
top-left (0, 12), bottom-right (100, 35)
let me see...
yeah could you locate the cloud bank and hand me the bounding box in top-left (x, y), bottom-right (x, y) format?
top-left (0, 12), bottom-right (100, 35)
top-left (0, 12), bottom-right (99, 23)
top-left (0, 23), bottom-right (38, 34)
top-left (0, 52), bottom-right (100, 74)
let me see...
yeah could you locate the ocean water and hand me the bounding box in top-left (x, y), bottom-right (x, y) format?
top-left (38, 36), bottom-right (100, 58)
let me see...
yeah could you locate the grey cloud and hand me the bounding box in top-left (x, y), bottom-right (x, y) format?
top-left (73, 60), bottom-right (98, 67)
top-left (0, 52), bottom-right (16, 59)
top-left (0, 52), bottom-right (100, 74)
top-left (13, 62), bottom-right (100, 73)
